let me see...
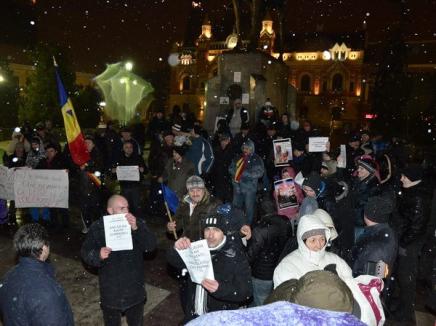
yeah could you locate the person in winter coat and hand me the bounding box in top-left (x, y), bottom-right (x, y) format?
top-left (167, 214), bottom-right (253, 323)
top-left (147, 129), bottom-right (175, 217)
top-left (344, 134), bottom-right (365, 179)
top-left (161, 146), bottom-right (195, 200)
top-left (349, 157), bottom-right (380, 241)
top-left (147, 109), bottom-right (170, 144)
top-left (277, 208), bottom-right (339, 265)
top-left (351, 196), bottom-right (398, 278)
top-left (229, 139), bottom-right (265, 224)
top-left (3, 142), bottom-right (27, 227)
top-left (209, 132), bottom-right (234, 203)
top-left (302, 171), bottom-right (336, 215)
top-left (246, 200), bottom-right (291, 306)
top-left (81, 195), bottom-right (156, 326)
top-left (273, 213), bottom-right (353, 288)
top-left (226, 98), bottom-right (249, 137)
top-left (79, 135), bottom-right (105, 232)
top-left (167, 176), bottom-right (221, 240)
top-left (391, 164), bottom-right (432, 324)
top-left (0, 224), bottom-right (74, 326)
top-left (35, 143), bottom-right (70, 229)
top-left (26, 136), bottom-right (46, 169)
top-left (185, 126), bottom-right (214, 177)
top-left (6, 127), bottom-right (30, 155)
top-left (113, 140), bottom-right (148, 219)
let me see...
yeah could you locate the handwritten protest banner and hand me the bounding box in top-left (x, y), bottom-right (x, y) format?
top-left (273, 138), bottom-right (293, 167)
top-left (308, 137), bottom-right (329, 152)
top-left (0, 166), bottom-right (15, 200)
top-left (176, 239), bottom-right (215, 284)
top-left (14, 169), bottom-right (69, 208)
top-left (116, 166), bottom-right (140, 181)
top-left (103, 214), bottom-right (133, 251)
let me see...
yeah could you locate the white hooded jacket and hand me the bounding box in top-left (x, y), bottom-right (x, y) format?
top-left (273, 214), bottom-right (353, 288)
top-left (273, 214), bottom-right (385, 326)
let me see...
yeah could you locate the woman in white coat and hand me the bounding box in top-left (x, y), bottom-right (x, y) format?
top-left (273, 214), bottom-right (353, 288)
top-left (273, 214), bottom-right (385, 326)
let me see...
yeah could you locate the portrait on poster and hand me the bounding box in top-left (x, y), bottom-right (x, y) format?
top-left (273, 138), bottom-right (293, 167)
top-left (274, 178), bottom-right (298, 209)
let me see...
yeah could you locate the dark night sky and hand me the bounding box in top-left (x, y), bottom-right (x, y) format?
top-left (1, 0), bottom-right (435, 74)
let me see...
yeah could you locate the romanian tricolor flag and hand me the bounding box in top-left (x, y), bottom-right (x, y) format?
top-left (234, 156), bottom-right (247, 183)
top-left (54, 61), bottom-right (90, 166)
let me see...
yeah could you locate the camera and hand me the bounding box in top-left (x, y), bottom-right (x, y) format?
top-left (365, 260), bottom-right (388, 278)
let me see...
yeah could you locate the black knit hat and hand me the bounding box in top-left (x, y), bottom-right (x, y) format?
top-left (173, 145), bottom-right (187, 157)
top-left (302, 172), bottom-right (322, 196)
top-left (201, 214), bottom-right (228, 233)
top-left (293, 142), bottom-right (306, 152)
top-left (401, 164), bottom-right (423, 182)
top-left (364, 196), bottom-right (393, 223)
top-left (357, 158), bottom-right (376, 174)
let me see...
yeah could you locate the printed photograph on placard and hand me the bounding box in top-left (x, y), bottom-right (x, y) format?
top-left (273, 138), bottom-right (293, 167)
top-left (274, 178), bottom-right (298, 209)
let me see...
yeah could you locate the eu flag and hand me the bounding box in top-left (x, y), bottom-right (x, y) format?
top-left (161, 184), bottom-right (179, 213)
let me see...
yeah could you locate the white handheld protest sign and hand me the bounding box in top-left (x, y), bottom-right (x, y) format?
top-left (308, 137), bottom-right (329, 152)
top-left (241, 93), bottom-right (249, 104)
top-left (337, 145), bottom-right (347, 168)
top-left (0, 166), bottom-right (15, 200)
top-left (14, 169), bottom-right (69, 208)
top-left (103, 214), bottom-right (133, 251)
top-left (176, 239), bottom-right (215, 284)
top-left (116, 166), bottom-right (140, 181)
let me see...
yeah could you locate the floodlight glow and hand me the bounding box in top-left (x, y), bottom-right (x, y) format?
top-left (125, 62), bottom-right (133, 71)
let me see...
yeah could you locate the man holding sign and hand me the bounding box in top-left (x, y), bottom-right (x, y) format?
top-left (81, 195), bottom-right (156, 326)
top-left (167, 214), bottom-right (252, 323)
top-left (113, 140), bottom-right (148, 219)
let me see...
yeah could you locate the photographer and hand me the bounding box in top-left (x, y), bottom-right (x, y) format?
top-left (351, 196), bottom-right (398, 278)
top-left (6, 127), bottom-right (30, 155)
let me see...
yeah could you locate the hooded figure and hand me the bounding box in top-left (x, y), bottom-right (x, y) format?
top-left (273, 214), bottom-right (352, 289)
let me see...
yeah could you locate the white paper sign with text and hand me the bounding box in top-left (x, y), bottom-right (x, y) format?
top-left (308, 137), bottom-right (329, 152)
top-left (0, 166), bottom-right (15, 200)
top-left (233, 71), bottom-right (241, 83)
top-left (337, 145), bottom-right (347, 168)
top-left (14, 169), bottom-right (69, 208)
top-left (116, 166), bottom-right (140, 181)
top-left (103, 214), bottom-right (133, 251)
top-left (241, 93), bottom-right (249, 104)
top-left (176, 239), bottom-right (215, 284)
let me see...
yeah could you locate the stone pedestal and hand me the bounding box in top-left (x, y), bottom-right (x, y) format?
top-left (204, 51), bottom-right (296, 133)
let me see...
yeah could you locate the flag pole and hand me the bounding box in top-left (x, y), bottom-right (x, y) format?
top-left (161, 184), bottom-right (178, 240)
top-left (164, 200), bottom-right (178, 240)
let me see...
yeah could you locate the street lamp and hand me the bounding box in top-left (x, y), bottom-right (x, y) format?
top-left (124, 61), bottom-right (133, 71)
top-left (0, 74), bottom-right (5, 83)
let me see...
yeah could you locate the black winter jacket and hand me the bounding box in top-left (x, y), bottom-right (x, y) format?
top-left (350, 175), bottom-right (380, 227)
top-left (394, 182), bottom-right (432, 248)
top-left (0, 257), bottom-right (74, 326)
top-left (81, 217), bottom-right (157, 310)
top-left (166, 239), bottom-right (253, 322)
top-left (352, 223), bottom-right (398, 277)
top-left (246, 214), bottom-right (291, 280)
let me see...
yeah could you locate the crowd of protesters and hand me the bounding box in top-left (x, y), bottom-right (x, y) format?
top-left (1, 98), bottom-right (436, 326)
